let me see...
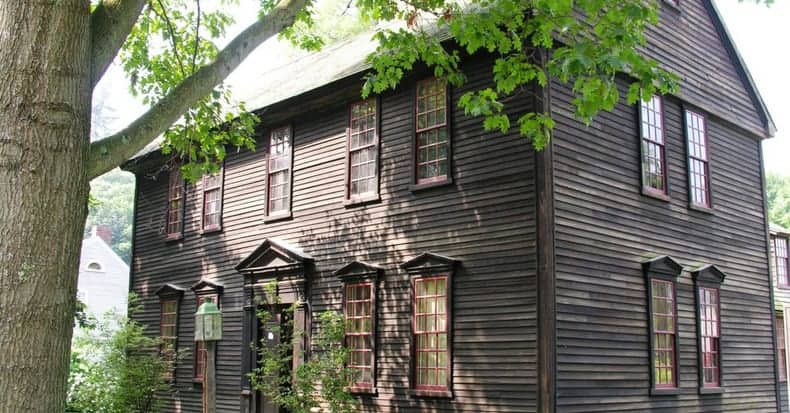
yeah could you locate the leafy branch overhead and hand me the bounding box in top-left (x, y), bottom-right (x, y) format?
top-left (87, 0), bottom-right (682, 181)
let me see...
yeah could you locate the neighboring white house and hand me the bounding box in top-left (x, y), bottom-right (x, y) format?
top-left (77, 226), bottom-right (129, 320)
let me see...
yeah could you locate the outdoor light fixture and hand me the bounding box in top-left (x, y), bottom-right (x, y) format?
top-left (195, 298), bottom-right (223, 342)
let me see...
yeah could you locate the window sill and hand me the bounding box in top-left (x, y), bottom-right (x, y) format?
top-left (650, 387), bottom-right (680, 396)
top-left (409, 178), bottom-right (453, 193)
top-left (343, 194), bottom-right (381, 208)
top-left (408, 389), bottom-right (453, 399)
top-left (699, 386), bottom-right (725, 395)
top-left (349, 386), bottom-right (377, 396)
top-left (778, 285), bottom-right (790, 290)
top-left (263, 212), bottom-right (292, 224)
top-left (200, 226), bottom-right (222, 236)
top-left (689, 203), bottom-right (714, 215)
top-left (642, 188), bottom-right (670, 202)
top-left (165, 233), bottom-right (183, 242)
top-left (193, 378), bottom-right (204, 385)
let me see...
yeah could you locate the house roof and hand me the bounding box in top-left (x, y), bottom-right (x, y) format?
top-left (125, 5), bottom-right (775, 165)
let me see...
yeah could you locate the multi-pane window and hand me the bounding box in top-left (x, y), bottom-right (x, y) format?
top-left (344, 283), bottom-right (374, 389)
top-left (414, 276), bottom-right (449, 390)
top-left (778, 316), bottom-right (787, 382)
top-left (160, 299), bottom-right (178, 378)
top-left (202, 172), bottom-right (222, 231)
top-left (167, 167), bottom-right (184, 238)
top-left (266, 127), bottom-right (292, 216)
top-left (699, 287), bottom-right (721, 387)
top-left (194, 294), bottom-right (218, 381)
top-left (686, 110), bottom-right (710, 207)
top-left (415, 78), bottom-right (449, 184)
top-left (348, 100), bottom-right (378, 199)
top-left (772, 236), bottom-right (790, 288)
top-left (640, 96), bottom-right (667, 194)
top-left (651, 279), bottom-right (677, 388)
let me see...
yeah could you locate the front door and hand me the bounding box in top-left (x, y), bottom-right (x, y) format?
top-left (256, 307), bottom-right (293, 413)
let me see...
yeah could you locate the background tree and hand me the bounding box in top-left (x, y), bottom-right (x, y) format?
top-left (0, 0), bottom-right (687, 410)
top-left (767, 172), bottom-right (790, 229)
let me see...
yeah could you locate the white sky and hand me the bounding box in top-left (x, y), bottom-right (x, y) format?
top-left (94, 0), bottom-right (789, 174)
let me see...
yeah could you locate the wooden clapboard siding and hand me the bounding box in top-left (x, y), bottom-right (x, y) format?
top-left (550, 74), bottom-right (776, 411)
top-left (644, 0), bottom-right (768, 137)
top-left (129, 52), bottom-right (538, 412)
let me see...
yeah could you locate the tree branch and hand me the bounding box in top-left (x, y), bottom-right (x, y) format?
top-left (87, 0), bottom-right (309, 179)
top-left (90, 0), bottom-right (148, 89)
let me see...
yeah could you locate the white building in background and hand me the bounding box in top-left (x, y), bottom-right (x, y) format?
top-left (77, 226), bottom-right (129, 320)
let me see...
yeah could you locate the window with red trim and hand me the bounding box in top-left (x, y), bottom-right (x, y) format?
top-left (266, 127), bottom-right (292, 216)
top-left (640, 96), bottom-right (667, 194)
top-left (778, 315), bottom-right (787, 382)
top-left (651, 279), bottom-right (677, 388)
top-left (772, 236), bottom-right (790, 288)
top-left (344, 283), bottom-right (374, 389)
top-left (413, 276), bottom-right (449, 390)
top-left (194, 294), bottom-right (219, 381)
top-left (415, 78), bottom-right (449, 185)
top-left (348, 100), bottom-right (378, 200)
top-left (699, 287), bottom-right (720, 387)
top-left (167, 168), bottom-right (184, 238)
top-left (160, 299), bottom-right (178, 378)
top-left (685, 110), bottom-right (710, 207)
top-left (202, 172), bottom-right (222, 231)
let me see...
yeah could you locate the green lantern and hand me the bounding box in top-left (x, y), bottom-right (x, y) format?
top-left (195, 298), bottom-right (223, 341)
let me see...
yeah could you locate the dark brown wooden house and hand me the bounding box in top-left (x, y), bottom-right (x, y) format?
top-left (123, 1), bottom-right (780, 411)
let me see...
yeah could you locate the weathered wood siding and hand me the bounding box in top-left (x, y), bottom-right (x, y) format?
top-left (129, 53), bottom-right (538, 413)
top-left (550, 76), bottom-right (777, 411)
top-left (645, 0), bottom-right (768, 136)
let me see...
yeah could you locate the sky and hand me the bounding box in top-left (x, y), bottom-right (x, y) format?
top-left (716, 0), bottom-right (790, 175)
top-left (94, 0), bottom-right (789, 175)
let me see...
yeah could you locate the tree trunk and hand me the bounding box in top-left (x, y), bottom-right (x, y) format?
top-left (0, 1), bottom-right (92, 411)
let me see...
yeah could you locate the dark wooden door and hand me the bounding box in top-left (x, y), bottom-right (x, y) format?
top-left (256, 308), bottom-right (293, 413)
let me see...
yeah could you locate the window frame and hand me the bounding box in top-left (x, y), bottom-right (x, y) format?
top-left (333, 260), bottom-right (382, 395)
top-left (401, 252), bottom-right (459, 399)
top-left (264, 125), bottom-right (294, 221)
top-left (778, 314), bottom-right (787, 382)
top-left (412, 275), bottom-right (450, 393)
top-left (643, 255), bottom-right (683, 395)
top-left (684, 108), bottom-right (712, 210)
top-left (772, 235), bottom-right (790, 289)
top-left (692, 265), bottom-right (726, 394)
top-left (343, 281), bottom-right (376, 392)
top-left (344, 98), bottom-right (381, 206)
top-left (166, 166), bottom-right (186, 240)
top-left (155, 284), bottom-right (184, 381)
top-left (200, 166), bottom-right (225, 233)
top-left (411, 77), bottom-right (452, 191)
top-left (639, 95), bottom-right (669, 199)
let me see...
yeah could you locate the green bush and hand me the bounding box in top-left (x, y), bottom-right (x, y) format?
top-left (67, 295), bottom-right (179, 413)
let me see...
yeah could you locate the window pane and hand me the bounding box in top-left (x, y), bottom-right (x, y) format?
top-left (344, 283), bottom-right (374, 387)
top-left (699, 287), bottom-right (720, 387)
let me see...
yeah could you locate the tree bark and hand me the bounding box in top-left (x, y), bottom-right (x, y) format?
top-left (0, 1), bottom-right (92, 411)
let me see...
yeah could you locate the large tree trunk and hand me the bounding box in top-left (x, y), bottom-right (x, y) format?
top-left (0, 1), bottom-right (92, 411)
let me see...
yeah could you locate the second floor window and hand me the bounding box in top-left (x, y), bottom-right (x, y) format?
top-left (651, 279), bottom-right (677, 388)
top-left (202, 171), bottom-right (223, 231)
top-left (773, 235), bottom-right (789, 288)
top-left (415, 78), bottom-right (449, 185)
top-left (344, 282), bottom-right (374, 389)
top-left (266, 126), bottom-right (293, 217)
top-left (640, 95), bottom-right (667, 194)
top-left (698, 287), bottom-right (721, 388)
top-left (685, 110), bottom-right (710, 208)
top-left (348, 99), bottom-right (378, 200)
top-left (167, 167), bottom-right (184, 238)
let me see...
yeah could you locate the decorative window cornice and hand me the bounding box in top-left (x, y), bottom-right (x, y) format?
top-left (692, 264), bottom-right (726, 286)
top-left (334, 260), bottom-right (383, 282)
top-left (155, 283), bottom-right (186, 299)
top-left (642, 255), bottom-right (683, 280)
top-left (401, 252), bottom-right (460, 275)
